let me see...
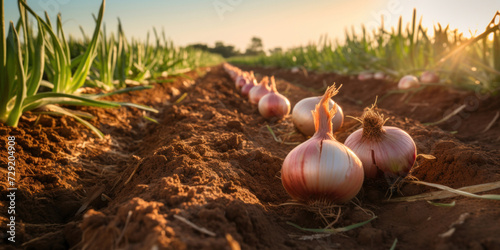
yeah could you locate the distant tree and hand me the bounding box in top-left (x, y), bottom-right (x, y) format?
top-left (187, 42), bottom-right (239, 58)
top-left (188, 43), bottom-right (209, 51)
top-left (245, 37), bottom-right (264, 56)
top-left (269, 47), bottom-right (282, 54)
top-left (210, 41), bottom-right (239, 58)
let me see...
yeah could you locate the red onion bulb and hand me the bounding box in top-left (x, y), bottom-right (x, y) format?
top-left (358, 72), bottom-right (373, 81)
top-left (344, 107), bottom-right (416, 179)
top-left (282, 85), bottom-right (364, 203)
top-left (241, 78), bottom-right (257, 97)
top-left (420, 71), bottom-right (439, 83)
top-left (258, 76), bottom-right (290, 119)
top-left (248, 76), bottom-right (271, 105)
top-left (234, 71), bottom-right (246, 89)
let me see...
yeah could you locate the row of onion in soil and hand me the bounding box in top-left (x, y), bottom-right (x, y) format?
top-left (230, 10), bottom-right (500, 93)
top-left (223, 63), bottom-right (418, 204)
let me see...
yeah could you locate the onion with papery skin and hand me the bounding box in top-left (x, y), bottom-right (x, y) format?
top-left (224, 63), bottom-right (241, 81)
top-left (237, 71), bottom-right (255, 90)
top-left (258, 77), bottom-right (290, 119)
top-left (234, 71), bottom-right (246, 89)
top-left (420, 71), bottom-right (439, 83)
top-left (281, 85), bottom-right (364, 203)
top-left (344, 106), bottom-right (416, 179)
top-left (249, 76), bottom-right (271, 105)
top-left (229, 68), bottom-right (239, 81)
top-left (292, 96), bottom-right (344, 136)
top-left (358, 72), bottom-right (373, 81)
top-left (374, 72), bottom-right (385, 80)
top-left (241, 78), bottom-right (257, 97)
top-left (398, 75), bottom-right (420, 89)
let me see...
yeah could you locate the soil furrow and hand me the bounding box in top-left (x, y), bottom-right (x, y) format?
top-left (0, 65), bottom-right (499, 249)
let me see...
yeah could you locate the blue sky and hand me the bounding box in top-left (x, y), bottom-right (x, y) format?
top-left (4, 0), bottom-right (500, 52)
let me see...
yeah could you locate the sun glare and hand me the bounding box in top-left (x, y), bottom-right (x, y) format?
top-left (487, 33), bottom-right (495, 41)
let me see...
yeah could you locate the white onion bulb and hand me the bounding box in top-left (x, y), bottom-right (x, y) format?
top-left (292, 97), bottom-right (344, 136)
top-left (248, 76), bottom-right (271, 105)
top-left (258, 77), bottom-right (290, 119)
top-left (281, 85), bottom-right (364, 203)
top-left (397, 75), bottom-right (420, 89)
top-left (344, 107), bottom-right (416, 179)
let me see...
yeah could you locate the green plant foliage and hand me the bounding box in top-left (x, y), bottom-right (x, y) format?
top-left (1, 0), bottom-right (222, 137)
top-left (230, 10), bottom-right (500, 92)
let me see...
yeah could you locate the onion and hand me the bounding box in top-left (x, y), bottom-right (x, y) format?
top-left (224, 63), bottom-right (239, 80)
top-left (229, 69), bottom-right (239, 81)
top-left (292, 96), bottom-right (344, 136)
top-left (374, 72), bottom-right (385, 80)
top-left (236, 71), bottom-right (254, 90)
top-left (258, 77), bottom-right (290, 119)
top-left (344, 106), bottom-right (416, 179)
top-left (397, 75), bottom-right (420, 89)
top-left (235, 71), bottom-right (254, 90)
top-left (234, 71), bottom-right (246, 89)
top-left (358, 72), bottom-right (373, 81)
top-left (281, 85), bottom-right (364, 203)
top-left (248, 76), bottom-right (271, 105)
top-left (241, 77), bottom-right (257, 97)
top-left (420, 71), bottom-right (439, 83)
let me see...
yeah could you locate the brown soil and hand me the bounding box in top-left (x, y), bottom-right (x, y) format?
top-left (1, 65), bottom-right (499, 249)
